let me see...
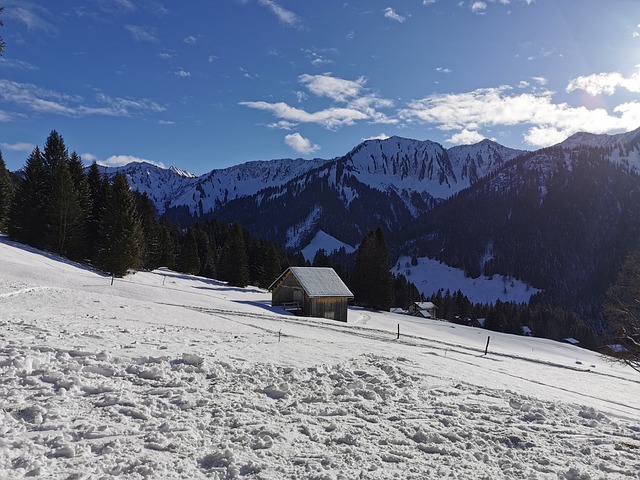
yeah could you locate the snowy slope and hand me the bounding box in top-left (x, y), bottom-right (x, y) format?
top-left (1, 237), bottom-right (639, 479)
top-left (300, 230), bottom-right (356, 262)
top-left (393, 255), bottom-right (540, 304)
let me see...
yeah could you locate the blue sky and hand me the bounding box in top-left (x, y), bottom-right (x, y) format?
top-left (1, 1), bottom-right (639, 174)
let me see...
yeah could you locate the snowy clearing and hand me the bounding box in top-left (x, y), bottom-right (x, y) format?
top-left (0, 237), bottom-right (638, 479)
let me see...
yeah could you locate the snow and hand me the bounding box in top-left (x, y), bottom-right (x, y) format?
top-left (394, 255), bottom-right (541, 304)
top-left (301, 230), bottom-right (356, 262)
top-left (1, 236), bottom-right (639, 479)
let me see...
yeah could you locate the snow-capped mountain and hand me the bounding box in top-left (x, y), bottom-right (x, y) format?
top-left (99, 137), bottom-right (524, 222)
top-left (100, 158), bottom-right (329, 218)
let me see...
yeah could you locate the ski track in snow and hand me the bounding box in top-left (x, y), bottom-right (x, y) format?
top-left (0, 237), bottom-right (639, 479)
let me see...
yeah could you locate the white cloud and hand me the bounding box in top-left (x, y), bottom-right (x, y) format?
top-left (0, 142), bottom-right (36, 152)
top-left (100, 155), bottom-right (166, 169)
top-left (436, 67), bottom-right (452, 74)
top-left (365, 133), bottom-right (390, 141)
top-left (258, 0), bottom-right (301, 28)
top-left (158, 120), bottom-right (175, 125)
top-left (208, 55), bottom-right (218, 63)
top-left (158, 52), bottom-right (174, 60)
top-left (400, 85), bottom-right (640, 147)
top-left (175, 69), bottom-right (191, 78)
top-left (446, 129), bottom-right (485, 145)
top-left (634, 24), bottom-right (640, 38)
top-left (243, 74), bottom-right (395, 131)
top-left (0, 79), bottom-right (165, 118)
top-left (6, 6), bottom-right (58, 35)
top-left (423, 0), bottom-right (436, 4)
top-left (124, 25), bottom-right (158, 43)
top-left (0, 58), bottom-right (38, 70)
top-left (566, 68), bottom-right (640, 96)
top-left (298, 74), bottom-right (366, 102)
top-left (532, 76), bottom-right (548, 86)
top-left (384, 7), bottom-right (406, 23)
top-left (268, 120), bottom-right (297, 130)
top-left (284, 133), bottom-right (320, 154)
top-left (471, 2), bottom-right (487, 14)
top-left (240, 101), bottom-right (368, 130)
top-left (183, 35), bottom-right (197, 44)
top-left (80, 153), bottom-right (99, 163)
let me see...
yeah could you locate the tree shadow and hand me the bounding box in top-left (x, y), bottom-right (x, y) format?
top-left (233, 299), bottom-right (294, 316)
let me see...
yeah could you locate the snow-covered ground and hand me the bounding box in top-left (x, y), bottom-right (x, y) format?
top-left (394, 256), bottom-right (541, 304)
top-left (1, 237), bottom-right (638, 479)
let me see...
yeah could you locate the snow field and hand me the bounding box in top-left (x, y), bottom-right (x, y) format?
top-left (0, 237), bottom-right (639, 479)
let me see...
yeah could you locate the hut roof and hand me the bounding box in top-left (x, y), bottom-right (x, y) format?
top-left (270, 267), bottom-right (353, 298)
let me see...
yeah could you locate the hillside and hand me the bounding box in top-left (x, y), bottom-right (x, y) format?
top-left (1, 236), bottom-right (639, 479)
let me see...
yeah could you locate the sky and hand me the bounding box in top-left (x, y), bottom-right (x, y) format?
top-left (0, 1), bottom-right (640, 174)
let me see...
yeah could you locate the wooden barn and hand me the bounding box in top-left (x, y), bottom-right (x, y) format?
top-left (269, 267), bottom-right (354, 322)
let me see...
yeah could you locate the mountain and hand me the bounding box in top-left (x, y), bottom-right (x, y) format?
top-left (398, 128), bottom-right (640, 329)
top-left (99, 137), bottom-right (524, 249)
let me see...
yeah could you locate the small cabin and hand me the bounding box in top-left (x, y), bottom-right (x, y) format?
top-left (521, 326), bottom-right (533, 337)
top-left (407, 301), bottom-right (437, 319)
top-left (269, 267), bottom-right (354, 322)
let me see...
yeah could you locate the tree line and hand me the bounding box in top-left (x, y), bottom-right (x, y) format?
top-left (0, 131), bottom-right (422, 308)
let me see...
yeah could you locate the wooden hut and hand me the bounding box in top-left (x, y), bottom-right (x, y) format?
top-left (269, 267), bottom-right (353, 322)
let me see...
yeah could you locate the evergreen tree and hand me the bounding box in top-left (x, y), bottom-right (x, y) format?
top-left (195, 226), bottom-right (216, 278)
top-left (219, 223), bottom-right (249, 287)
top-left (351, 227), bottom-right (393, 311)
top-left (46, 155), bottom-right (86, 258)
top-left (96, 173), bottom-right (143, 277)
top-left (42, 130), bottom-right (68, 173)
top-left (261, 243), bottom-right (282, 288)
top-left (133, 191), bottom-right (164, 270)
top-left (0, 150), bottom-right (14, 231)
top-left (86, 162), bottom-right (107, 262)
top-left (7, 148), bottom-right (48, 248)
top-left (176, 227), bottom-right (201, 275)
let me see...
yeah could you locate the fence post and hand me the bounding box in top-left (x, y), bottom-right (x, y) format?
top-left (397, 324), bottom-right (400, 339)
top-left (484, 336), bottom-right (491, 356)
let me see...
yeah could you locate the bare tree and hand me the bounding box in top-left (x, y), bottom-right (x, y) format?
top-left (603, 250), bottom-right (640, 373)
top-left (0, 7), bottom-right (5, 55)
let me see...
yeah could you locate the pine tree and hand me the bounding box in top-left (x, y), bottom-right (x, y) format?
top-left (7, 148), bottom-right (48, 248)
top-left (195, 226), bottom-right (216, 278)
top-left (46, 155), bottom-right (85, 258)
top-left (261, 243), bottom-right (282, 288)
top-left (0, 150), bottom-right (14, 232)
top-left (42, 130), bottom-right (68, 173)
top-left (86, 162), bottom-right (107, 262)
top-left (176, 227), bottom-right (201, 275)
top-left (351, 227), bottom-right (393, 311)
top-left (133, 191), bottom-right (164, 270)
top-left (96, 173), bottom-right (143, 277)
top-left (219, 223), bottom-right (249, 287)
